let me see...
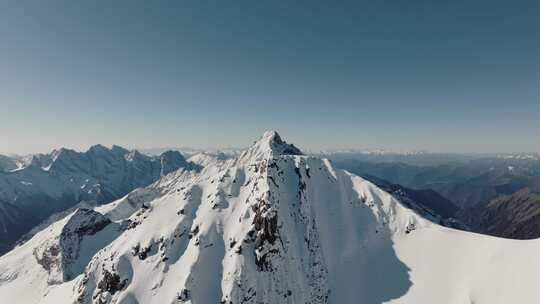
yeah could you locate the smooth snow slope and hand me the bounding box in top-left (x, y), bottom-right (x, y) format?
top-left (0, 131), bottom-right (538, 304)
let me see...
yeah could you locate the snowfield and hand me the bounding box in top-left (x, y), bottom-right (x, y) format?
top-left (0, 131), bottom-right (538, 303)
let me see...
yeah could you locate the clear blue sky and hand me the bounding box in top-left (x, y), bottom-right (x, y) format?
top-left (0, 0), bottom-right (538, 154)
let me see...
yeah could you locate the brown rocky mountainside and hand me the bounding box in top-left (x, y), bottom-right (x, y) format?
top-left (458, 188), bottom-right (540, 239)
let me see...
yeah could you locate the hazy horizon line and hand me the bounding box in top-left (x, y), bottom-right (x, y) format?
top-left (3, 142), bottom-right (540, 157)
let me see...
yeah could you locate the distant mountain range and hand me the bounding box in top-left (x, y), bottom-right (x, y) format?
top-left (458, 187), bottom-right (540, 239)
top-left (331, 154), bottom-right (540, 239)
top-left (332, 156), bottom-right (540, 207)
top-left (0, 145), bottom-right (200, 254)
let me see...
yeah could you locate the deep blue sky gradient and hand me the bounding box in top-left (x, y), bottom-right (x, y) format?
top-left (0, 0), bottom-right (538, 153)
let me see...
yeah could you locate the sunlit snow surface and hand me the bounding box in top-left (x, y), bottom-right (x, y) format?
top-left (1, 131), bottom-right (538, 303)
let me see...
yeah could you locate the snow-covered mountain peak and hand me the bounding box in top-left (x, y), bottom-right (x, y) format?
top-left (238, 130), bottom-right (303, 163)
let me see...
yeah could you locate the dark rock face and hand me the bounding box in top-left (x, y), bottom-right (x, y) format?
top-left (252, 201), bottom-right (279, 271)
top-left (252, 201), bottom-right (278, 246)
top-left (458, 188), bottom-right (540, 239)
top-left (160, 151), bottom-right (188, 176)
top-left (33, 208), bottom-right (114, 283)
top-left (61, 208), bottom-right (112, 237)
top-left (132, 244), bottom-right (151, 260)
top-left (97, 269), bottom-right (126, 294)
top-left (177, 288), bottom-right (190, 301)
top-left (268, 132), bottom-right (303, 156)
top-left (92, 269), bottom-right (129, 303)
top-left (34, 244), bottom-right (62, 281)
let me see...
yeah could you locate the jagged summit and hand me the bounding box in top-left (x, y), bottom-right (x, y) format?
top-left (88, 144), bottom-right (110, 154)
top-left (238, 130), bottom-right (303, 162)
top-left (259, 130), bottom-right (302, 154)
